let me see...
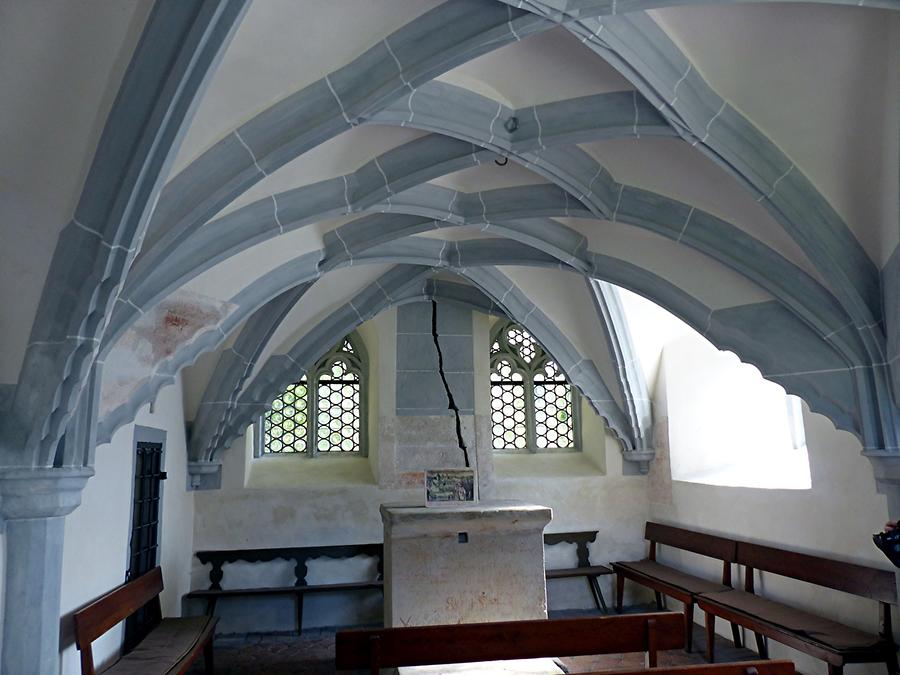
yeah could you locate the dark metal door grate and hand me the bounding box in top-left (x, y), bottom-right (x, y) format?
top-left (124, 440), bottom-right (166, 651)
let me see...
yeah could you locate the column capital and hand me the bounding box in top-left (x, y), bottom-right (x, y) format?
top-left (0, 466), bottom-right (94, 521)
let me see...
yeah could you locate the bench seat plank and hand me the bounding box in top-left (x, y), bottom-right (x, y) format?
top-left (185, 580), bottom-right (383, 599)
top-left (104, 616), bottom-right (215, 675)
top-left (699, 590), bottom-right (884, 652)
top-left (614, 561), bottom-right (729, 595)
top-left (546, 565), bottom-right (612, 579)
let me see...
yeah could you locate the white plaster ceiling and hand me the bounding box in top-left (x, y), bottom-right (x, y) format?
top-left (580, 137), bottom-right (823, 283)
top-left (169, 0), bottom-right (444, 176)
top-left (439, 26), bottom-right (635, 108)
top-left (429, 162), bottom-right (549, 193)
top-left (564, 217), bottom-right (775, 309)
top-left (651, 4), bottom-right (900, 265)
top-left (0, 0), bottom-right (152, 383)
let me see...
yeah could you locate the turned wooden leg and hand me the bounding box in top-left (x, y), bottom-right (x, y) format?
top-left (616, 574), bottom-right (625, 613)
top-left (705, 611), bottom-right (716, 663)
top-left (204, 639), bottom-right (214, 674)
top-left (754, 632), bottom-right (767, 658)
top-left (885, 649), bottom-right (899, 675)
top-left (684, 600), bottom-right (694, 653)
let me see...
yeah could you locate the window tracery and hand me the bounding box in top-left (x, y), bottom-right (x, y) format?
top-left (490, 321), bottom-right (579, 452)
top-left (262, 334), bottom-right (366, 455)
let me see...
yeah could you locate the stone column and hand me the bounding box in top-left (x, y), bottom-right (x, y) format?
top-left (0, 467), bottom-right (93, 675)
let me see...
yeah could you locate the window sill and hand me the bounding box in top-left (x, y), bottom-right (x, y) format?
top-left (493, 452), bottom-right (604, 479)
top-left (246, 454), bottom-right (376, 489)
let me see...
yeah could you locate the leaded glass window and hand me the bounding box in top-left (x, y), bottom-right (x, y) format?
top-left (262, 334), bottom-right (366, 456)
top-left (490, 321), bottom-right (579, 452)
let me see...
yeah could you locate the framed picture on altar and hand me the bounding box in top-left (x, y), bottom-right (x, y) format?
top-left (425, 468), bottom-right (476, 505)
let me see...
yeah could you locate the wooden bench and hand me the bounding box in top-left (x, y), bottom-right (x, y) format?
top-left (335, 611), bottom-right (684, 674)
top-left (585, 661), bottom-right (795, 675)
top-left (186, 532), bottom-right (612, 632)
top-left (698, 541), bottom-right (898, 675)
top-left (545, 530), bottom-right (614, 612)
top-left (185, 543), bottom-right (384, 633)
top-left (612, 522), bottom-right (742, 652)
top-left (74, 567), bottom-right (216, 675)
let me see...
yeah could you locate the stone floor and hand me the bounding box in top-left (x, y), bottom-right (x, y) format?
top-left (188, 610), bottom-right (760, 675)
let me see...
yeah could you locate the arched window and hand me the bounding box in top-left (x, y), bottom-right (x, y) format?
top-left (261, 334), bottom-right (367, 456)
top-left (490, 321), bottom-right (579, 452)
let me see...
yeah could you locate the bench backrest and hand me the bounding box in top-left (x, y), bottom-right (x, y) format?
top-left (336, 612), bottom-right (683, 673)
top-left (737, 541), bottom-right (897, 604)
top-left (593, 660), bottom-right (795, 675)
top-left (646, 522), bottom-right (737, 563)
top-left (73, 567), bottom-right (164, 671)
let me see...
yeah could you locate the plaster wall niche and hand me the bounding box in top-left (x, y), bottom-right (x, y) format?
top-left (380, 501), bottom-right (552, 629)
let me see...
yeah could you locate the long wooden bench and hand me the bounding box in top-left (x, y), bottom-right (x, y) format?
top-left (698, 541), bottom-right (898, 675)
top-left (186, 532), bottom-right (611, 631)
top-left (586, 662), bottom-right (795, 675)
top-left (185, 543), bottom-right (384, 633)
top-left (74, 567), bottom-right (216, 675)
top-left (612, 522), bottom-right (742, 652)
top-left (335, 611), bottom-right (684, 674)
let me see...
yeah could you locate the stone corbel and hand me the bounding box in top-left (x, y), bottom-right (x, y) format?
top-left (622, 448), bottom-right (656, 475)
top-left (188, 460), bottom-right (222, 491)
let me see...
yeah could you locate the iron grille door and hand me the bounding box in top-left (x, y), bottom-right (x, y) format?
top-left (124, 440), bottom-right (166, 650)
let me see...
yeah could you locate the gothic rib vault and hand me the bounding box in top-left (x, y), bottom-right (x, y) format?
top-left (0, 1), bottom-right (898, 671)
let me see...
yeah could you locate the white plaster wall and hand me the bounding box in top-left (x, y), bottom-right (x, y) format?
top-left (57, 374), bottom-right (195, 674)
top-left (650, 396), bottom-right (893, 675)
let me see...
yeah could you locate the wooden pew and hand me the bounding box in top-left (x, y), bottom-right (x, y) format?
top-left (335, 611), bottom-right (684, 674)
top-left (698, 541), bottom-right (898, 675)
top-left (582, 661), bottom-right (795, 675)
top-left (545, 530), bottom-right (613, 612)
top-left (612, 522), bottom-right (741, 652)
top-left (185, 543), bottom-right (384, 633)
top-left (73, 567), bottom-right (216, 675)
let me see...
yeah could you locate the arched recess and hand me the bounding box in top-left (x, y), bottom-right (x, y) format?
top-left (590, 280), bottom-right (653, 457)
top-left (522, 7), bottom-right (886, 362)
top-left (195, 264), bottom-right (637, 472)
top-left (0, 0), bottom-right (249, 468)
top-left (98, 225), bottom-right (863, 459)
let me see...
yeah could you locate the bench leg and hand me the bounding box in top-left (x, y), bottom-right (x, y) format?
top-left (616, 573), bottom-right (625, 613)
top-left (754, 632), bottom-right (766, 658)
top-left (731, 622), bottom-right (743, 649)
top-left (655, 591), bottom-right (664, 610)
top-left (705, 611), bottom-right (716, 663)
top-left (886, 650), bottom-right (899, 675)
top-left (684, 600), bottom-right (694, 653)
top-left (204, 638), bottom-right (214, 674)
top-left (296, 593), bottom-right (305, 636)
top-left (588, 576), bottom-right (609, 614)
top-left (827, 665), bottom-right (843, 675)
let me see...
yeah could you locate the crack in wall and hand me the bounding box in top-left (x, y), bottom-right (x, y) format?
top-left (431, 300), bottom-right (470, 468)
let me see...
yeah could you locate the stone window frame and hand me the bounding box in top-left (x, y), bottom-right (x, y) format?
top-left (489, 320), bottom-right (582, 454)
top-left (257, 333), bottom-right (368, 458)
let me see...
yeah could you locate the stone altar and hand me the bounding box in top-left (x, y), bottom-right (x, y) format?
top-left (381, 501), bottom-right (553, 628)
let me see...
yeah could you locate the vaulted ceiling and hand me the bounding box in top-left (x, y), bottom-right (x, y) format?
top-left (1, 0), bottom-right (898, 472)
